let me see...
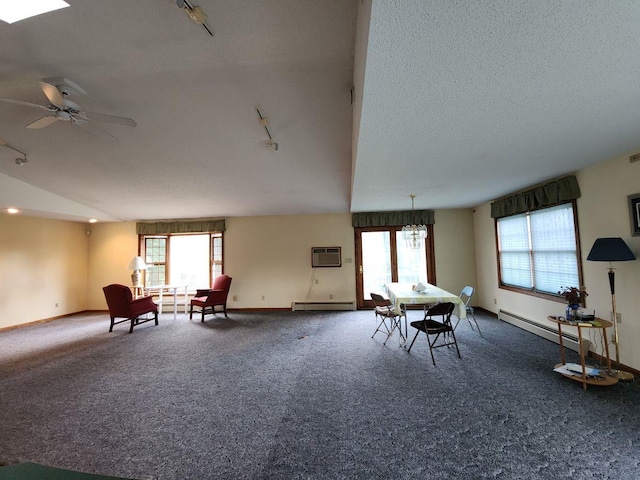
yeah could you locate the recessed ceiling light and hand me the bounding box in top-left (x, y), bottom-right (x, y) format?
top-left (0, 0), bottom-right (69, 24)
top-left (89, 218), bottom-right (98, 223)
top-left (7, 207), bottom-right (19, 214)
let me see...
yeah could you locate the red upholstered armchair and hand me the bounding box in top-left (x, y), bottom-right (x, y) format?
top-left (190, 274), bottom-right (232, 322)
top-left (103, 284), bottom-right (158, 333)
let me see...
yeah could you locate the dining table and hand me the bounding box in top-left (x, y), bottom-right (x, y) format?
top-left (384, 282), bottom-right (466, 343)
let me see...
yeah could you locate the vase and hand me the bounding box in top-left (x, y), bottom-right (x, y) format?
top-left (566, 304), bottom-right (579, 321)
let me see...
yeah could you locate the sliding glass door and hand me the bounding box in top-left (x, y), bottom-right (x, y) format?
top-left (355, 226), bottom-right (435, 309)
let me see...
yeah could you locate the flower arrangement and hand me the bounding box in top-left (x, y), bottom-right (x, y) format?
top-left (558, 286), bottom-right (588, 305)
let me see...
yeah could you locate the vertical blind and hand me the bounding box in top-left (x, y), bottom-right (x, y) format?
top-left (497, 203), bottom-right (579, 294)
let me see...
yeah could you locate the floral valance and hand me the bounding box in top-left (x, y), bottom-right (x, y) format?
top-left (136, 218), bottom-right (226, 235)
top-left (490, 175), bottom-right (581, 218)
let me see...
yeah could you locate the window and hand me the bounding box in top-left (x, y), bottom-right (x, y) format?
top-left (141, 233), bottom-right (223, 291)
top-left (496, 202), bottom-right (582, 299)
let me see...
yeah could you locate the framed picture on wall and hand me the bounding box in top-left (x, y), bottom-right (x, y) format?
top-left (629, 193), bottom-right (640, 236)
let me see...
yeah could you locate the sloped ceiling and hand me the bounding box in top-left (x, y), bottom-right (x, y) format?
top-left (1, 1), bottom-right (640, 222)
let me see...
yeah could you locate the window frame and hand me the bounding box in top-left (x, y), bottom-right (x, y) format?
top-left (494, 200), bottom-right (584, 303)
top-left (138, 231), bottom-right (224, 291)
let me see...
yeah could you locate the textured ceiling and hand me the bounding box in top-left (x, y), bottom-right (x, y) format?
top-left (1, 1), bottom-right (640, 222)
top-left (351, 0), bottom-right (640, 212)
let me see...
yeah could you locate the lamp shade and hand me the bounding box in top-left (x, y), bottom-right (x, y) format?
top-left (126, 256), bottom-right (148, 271)
top-left (586, 238), bottom-right (636, 262)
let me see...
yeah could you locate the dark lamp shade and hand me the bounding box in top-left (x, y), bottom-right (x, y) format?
top-left (586, 237), bottom-right (636, 262)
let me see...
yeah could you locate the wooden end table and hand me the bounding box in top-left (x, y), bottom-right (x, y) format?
top-left (547, 316), bottom-right (618, 390)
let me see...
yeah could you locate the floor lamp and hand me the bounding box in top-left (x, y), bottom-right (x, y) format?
top-left (586, 237), bottom-right (636, 380)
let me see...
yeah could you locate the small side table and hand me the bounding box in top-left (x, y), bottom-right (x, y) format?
top-left (548, 316), bottom-right (618, 390)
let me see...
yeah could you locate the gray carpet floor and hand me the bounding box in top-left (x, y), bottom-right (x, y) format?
top-left (1, 309), bottom-right (639, 480)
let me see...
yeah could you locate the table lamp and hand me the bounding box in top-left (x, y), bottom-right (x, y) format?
top-left (586, 237), bottom-right (636, 380)
top-left (126, 256), bottom-right (147, 287)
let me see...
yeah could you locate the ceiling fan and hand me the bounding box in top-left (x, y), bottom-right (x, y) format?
top-left (0, 77), bottom-right (136, 138)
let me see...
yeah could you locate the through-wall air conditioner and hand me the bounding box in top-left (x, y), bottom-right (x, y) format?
top-left (311, 247), bottom-right (341, 268)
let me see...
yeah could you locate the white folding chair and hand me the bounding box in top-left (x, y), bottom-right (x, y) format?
top-left (454, 286), bottom-right (482, 336)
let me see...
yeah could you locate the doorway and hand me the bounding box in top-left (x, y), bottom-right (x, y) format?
top-left (355, 225), bottom-right (435, 309)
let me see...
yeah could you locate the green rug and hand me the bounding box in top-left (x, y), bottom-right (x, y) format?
top-left (0, 463), bottom-right (135, 480)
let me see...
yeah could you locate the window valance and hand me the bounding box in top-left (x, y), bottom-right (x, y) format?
top-left (352, 210), bottom-right (435, 228)
top-left (490, 175), bottom-right (580, 218)
top-left (136, 218), bottom-right (226, 235)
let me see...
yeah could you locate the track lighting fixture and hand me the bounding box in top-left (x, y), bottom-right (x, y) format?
top-left (176, 0), bottom-right (214, 36)
top-left (256, 108), bottom-right (279, 152)
top-left (0, 139), bottom-right (28, 165)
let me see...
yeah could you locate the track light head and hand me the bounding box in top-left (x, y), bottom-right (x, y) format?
top-left (15, 157), bottom-right (28, 166)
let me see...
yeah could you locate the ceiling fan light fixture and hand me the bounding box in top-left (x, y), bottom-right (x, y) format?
top-left (0, 0), bottom-right (69, 24)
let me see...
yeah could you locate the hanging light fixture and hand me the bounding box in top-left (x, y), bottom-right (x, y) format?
top-left (402, 194), bottom-right (427, 249)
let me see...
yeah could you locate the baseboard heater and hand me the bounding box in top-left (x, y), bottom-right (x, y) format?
top-left (498, 309), bottom-right (589, 354)
top-left (291, 301), bottom-right (356, 311)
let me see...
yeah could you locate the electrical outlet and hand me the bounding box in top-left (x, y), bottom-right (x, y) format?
top-left (314, 279), bottom-right (319, 284)
top-left (232, 295), bottom-right (238, 301)
top-left (610, 311), bottom-right (622, 323)
top-left (55, 303), bottom-right (59, 308)
top-left (329, 294), bottom-right (334, 300)
top-left (493, 298), bottom-right (497, 305)
top-left (261, 295), bottom-right (265, 301)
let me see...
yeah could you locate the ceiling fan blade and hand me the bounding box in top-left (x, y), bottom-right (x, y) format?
top-left (77, 121), bottom-right (119, 142)
top-left (0, 97), bottom-right (50, 110)
top-left (86, 111), bottom-right (137, 127)
top-left (26, 116), bottom-right (60, 129)
top-left (39, 82), bottom-right (66, 108)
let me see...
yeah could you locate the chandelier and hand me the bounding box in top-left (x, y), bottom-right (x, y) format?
top-left (402, 194), bottom-right (427, 249)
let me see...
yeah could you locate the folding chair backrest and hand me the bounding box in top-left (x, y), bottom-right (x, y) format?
top-left (425, 302), bottom-right (455, 325)
top-left (460, 285), bottom-right (474, 307)
top-left (370, 292), bottom-right (391, 308)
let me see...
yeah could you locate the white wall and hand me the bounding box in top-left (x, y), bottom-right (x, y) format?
top-left (474, 153), bottom-right (640, 371)
top-left (225, 214), bottom-right (356, 308)
top-left (2, 209), bottom-right (476, 327)
top-left (86, 221), bottom-right (139, 309)
top-left (86, 214), bottom-right (358, 311)
top-left (0, 214), bottom-right (89, 329)
top-left (85, 211), bottom-right (477, 311)
top-left (433, 208), bottom-right (477, 297)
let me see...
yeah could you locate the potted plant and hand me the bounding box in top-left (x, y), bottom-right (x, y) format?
top-left (558, 286), bottom-right (588, 321)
